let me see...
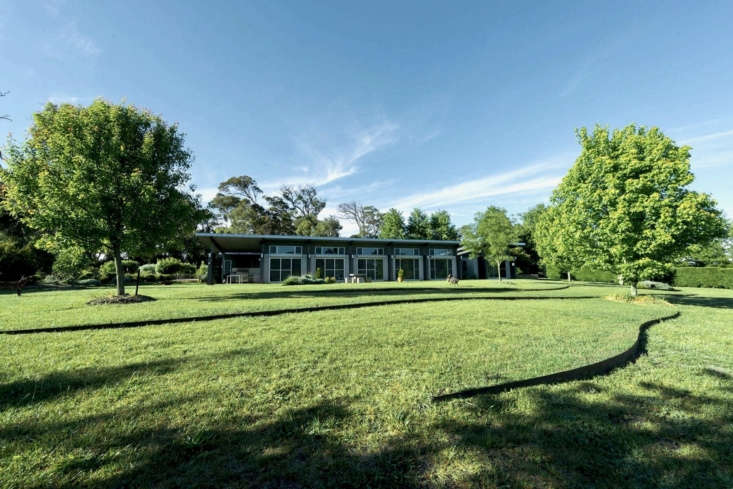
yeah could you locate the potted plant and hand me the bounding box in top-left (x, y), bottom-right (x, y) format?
top-left (397, 268), bottom-right (404, 282)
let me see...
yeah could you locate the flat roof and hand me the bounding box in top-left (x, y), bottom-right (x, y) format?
top-left (196, 232), bottom-right (460, 253)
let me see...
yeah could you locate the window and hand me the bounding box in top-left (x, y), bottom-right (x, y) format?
top-left (315, 246), bottom-right (345, 255)
top-left (356, 247), bottom-right (384, 256)
top-left (395, 257), bottom-right (419, 280)
top-left (269, 245), bottom-right (302, 255)
top-left (429, 248), bottom-right (454, 257)
top-left (394, 248), bottom-right (419, 256)
top-left (315, 258), bottom-right (345, 280)
top-left (357, 258), bottom-right (384, 280)
top-left (430, 258), bottom-right (452, 279)
top-left (269, 258), bottom-right (302, 282)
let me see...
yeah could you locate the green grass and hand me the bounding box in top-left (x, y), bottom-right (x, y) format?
top-left (1, 281), bottom-right (731, 488)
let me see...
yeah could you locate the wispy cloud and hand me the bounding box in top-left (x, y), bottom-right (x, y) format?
top-left (261, 121), bottom-right (398, 191)
top-left (388, 156), bottom-right (569, 213)
top-left (680, 129), bottom-right (733, 145)
top-left (319, 179), bottom-right (396, 201)
top-left (43, 21), bottom-right (101, 59)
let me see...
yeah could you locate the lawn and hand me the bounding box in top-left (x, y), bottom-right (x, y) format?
top-left (1, 281), bottom-right (731, 488)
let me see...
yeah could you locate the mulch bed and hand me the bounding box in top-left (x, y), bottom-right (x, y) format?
top-left (87, 294), bottom-right (156, 305)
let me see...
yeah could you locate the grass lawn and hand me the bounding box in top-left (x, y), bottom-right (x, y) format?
top-left (1, 280), bottom-right (731, 488)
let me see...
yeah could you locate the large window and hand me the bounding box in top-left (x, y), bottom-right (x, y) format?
top-left (315, 246), bottom-right (345, 255)
top-left (395, 257), bottom-right (419, 280)
top-left (315, 258), bottom-right (345, 280)
top-left (357, 247), bottom-right (384, 256)
top-left (429, 248), bottom-right (454, 257)
top-left (394, 247), bottom-right (419, 256)
top-left (269, 245), bottom-right (302, 255)
top-left (357, 258), bottom-right (384, 280)
top-left (430, 258), bottom-right (452, 279)
top-left (269, 258), bottom-right (301, 282)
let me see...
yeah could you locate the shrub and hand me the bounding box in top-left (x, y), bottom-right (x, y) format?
top-left (140, 264), bottom-right (157, 274)
top-left (281, 274), bottom-right (325, 285)
top-left (52, 247), bottom-right (95, 281)
top-left (324, 276), bottom-right (336, 284)
top-left (74, 278), bottom-right (101, 287)
top-left (197, 263), bottom-right (208, 282)
top-left (672, 267), bottom-right (733, 289)
top-left (99, 260), bottom-right (139, 282)
top-left (397, 268), bottom-right (404, 281)
top-left (572, 267), bottom-right (617, 283)
top-left (315, 267), bottom-right (323, 279)
top-left (178, 262), bottom-right (197, 277)
top-left (156, 257), bottom-right (182, 275)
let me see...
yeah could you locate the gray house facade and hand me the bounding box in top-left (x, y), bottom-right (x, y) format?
top-left (196, 233), bottom-right (461, 283)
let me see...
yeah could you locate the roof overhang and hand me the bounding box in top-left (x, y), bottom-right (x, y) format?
top-left (196, 233), bottom-right (460, 253)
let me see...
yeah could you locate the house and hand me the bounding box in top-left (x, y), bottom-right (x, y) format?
top-left (195, 233), bottom-right (462, 283)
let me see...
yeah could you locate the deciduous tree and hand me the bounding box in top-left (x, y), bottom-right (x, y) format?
top-left (538, 124), bottom-right (727, 295)
top-left (1, 100), bottom-right (203, 295)
top-left (379, 208), bottom-right (406, 239)
top-left (462, 206), bottom-right (517, 281)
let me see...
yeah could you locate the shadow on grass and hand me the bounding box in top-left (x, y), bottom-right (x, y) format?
top-left (5, 378), bottom-right (731, 488)
top-left (663, 294), bottom-right (733, 310)
top-left (0, 348), bottom-right (257, 409)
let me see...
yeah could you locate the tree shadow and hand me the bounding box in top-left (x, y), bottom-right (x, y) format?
top-left (0, 347), bottom-right (258, 409)
top-left (6, 378), bottom-right (731, 488)
top-left (662, 294), bottom-right (733, 310)
top-left (193, 286), bottom-right (522, 302)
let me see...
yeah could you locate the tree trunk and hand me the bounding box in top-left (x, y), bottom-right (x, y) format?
top-left (134, 268), bottom-right (140, 296)
top-left (567, 271), bottom-right (571, 282)
top-left (497, 261), bottom-right (502, 282)
top-left (113, 248), bottom-right (125, 296)
top-left (630, 283), bottom-right (638, 297)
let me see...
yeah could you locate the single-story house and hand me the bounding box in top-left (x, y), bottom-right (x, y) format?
top-left (195, 233), bottom-right (465, 283)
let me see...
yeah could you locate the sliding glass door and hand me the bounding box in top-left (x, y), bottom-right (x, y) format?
top-left (269, 258), bottom-right (301, 282)
top-left (394, 257), bottom-right (419, 280)
top-left (315, 258), bottom-right (345, 280)
top-left (357, 258), bottom-right (384, 281)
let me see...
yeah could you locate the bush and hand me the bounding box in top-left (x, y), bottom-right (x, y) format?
top-left (197, 263), bottom-right (208, 282)
top-left (672, 267), bottom-right (733, 289)
top-left (99, 260), bottom-right (139, 282)
top-left (140, 263), bottom-right (157, 274)
top-left (572, 267), bottom-right (617, 283)
top-left (324, 276), bottom-right (336, 284)
top-left (315, 267), bottom-right (323, 279)
top-left (156, 257), bottom-right (183, 275)
top-left (74, 278), bottom-right (101, 287)
top-left (178, 262), bottom-right (197, 277)
top-left (281, 274), bottom-right (325, 286)
top-left (52, 247), bottom-right (95, 281)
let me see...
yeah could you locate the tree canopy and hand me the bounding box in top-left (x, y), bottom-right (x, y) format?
top-left (337, 202), bottom-right (382, 238)
top-left (461, 206), bottom-right (517, 281)
top-left (379, 208), bottom-right (406, 239)
top-left (536, 124), bottom-right (727, 294)
top-left (1, 100), bottom-right (204, 295)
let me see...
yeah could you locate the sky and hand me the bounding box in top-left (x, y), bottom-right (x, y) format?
top-left (2, 0), bottom-right (733, 236)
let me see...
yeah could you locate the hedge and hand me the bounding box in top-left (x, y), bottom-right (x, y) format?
top-left (672, 267), bottom-right (733, 289)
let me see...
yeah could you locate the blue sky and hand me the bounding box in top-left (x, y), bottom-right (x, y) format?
top-left (2, 1), bottom-right (732, 235)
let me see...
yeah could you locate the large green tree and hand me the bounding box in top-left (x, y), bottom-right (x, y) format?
top-left (461, 206), bottom-right (517, 281)
top-left (428, 210), bottom-right (459, 241)
top-left (406, 208), bottom-right (431, 239)
top-left (379, 208), bottom-right (406, 239)
top-left (338, 201), bottom-right (382, 238)
top-left (538, 125), bottom-right (727, 295)
top-left (1, 100), bottom-right (203, 295)
top-left (513, 203), bottom-right (546, 275)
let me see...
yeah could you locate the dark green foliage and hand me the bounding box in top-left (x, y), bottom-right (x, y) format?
top-left (0, 239), bottom-right (44, 281)
top-left (155, 257), bottom-right (183, 275)
top-left (673, 267), bottom-right (733, 289)
top-left (99, 260), bottom-right (139, 282)
top-left (572, 268), bottom-right (617, 283)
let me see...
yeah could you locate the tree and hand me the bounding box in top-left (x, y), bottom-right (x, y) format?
top-left (514, 203), bottom-right (546, 275)
top-left (428, 210), bottom-right (459, 240)
top-left (313, 216), bottom-right (342, 237)
top-left (210, 175), bottom-right (275, 234)
top-left (379, 208), bottom-right (406, 239)
top-left (538, 125), bottom-right (727, 295)
top-left (682, 219), bottom-right (732, 266)
top-left (535, 204), bottom-right (583, 282)
top-left (406, 208), bottom-right (430, 239)
top-left (461, 206), bottom-right (517, 281)
top-left (1, 100), bottom-right (204, 296)
top-left (338, 202), bottom-right (382, 238)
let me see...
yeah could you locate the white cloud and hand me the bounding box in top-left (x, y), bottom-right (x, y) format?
top-left (680, 129), bottom-right (733, 145)
top-left (388, 157), bottom-right (568, 213)
top-left (44, 21), bottom-right (101, 59)
top-left (261, 121), bottom-right (398, 191)
top-left (319, 179), bottom-right (396, 201)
